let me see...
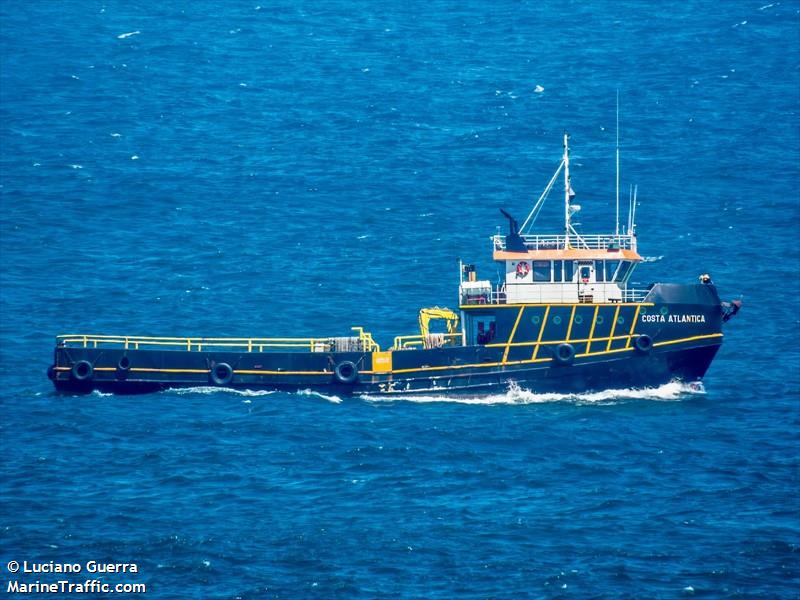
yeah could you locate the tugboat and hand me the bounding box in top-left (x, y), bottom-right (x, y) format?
top-left (49, 134), bottom-right (740, 395)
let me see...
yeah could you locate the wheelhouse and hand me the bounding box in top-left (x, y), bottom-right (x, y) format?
top-left (494, 244), bottom-right (642, 303)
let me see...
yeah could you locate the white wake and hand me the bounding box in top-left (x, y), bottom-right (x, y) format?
top-left (168, 386), bottom-right (276, 397)
top-left (359, 380), bottom-right (704, 405)
top-left (155, 380), bottom-right (703, 406)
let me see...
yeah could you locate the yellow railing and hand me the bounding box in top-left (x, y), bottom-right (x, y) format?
top-left (393, 333), bottom-right (462, 350)
top-left (350, 327), bottom-right (381, 352)
top-left (57, 327), bottom-right (381, 353)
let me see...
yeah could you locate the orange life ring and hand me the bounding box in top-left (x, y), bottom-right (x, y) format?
top-left (516, 261), bottom-right (530, 278)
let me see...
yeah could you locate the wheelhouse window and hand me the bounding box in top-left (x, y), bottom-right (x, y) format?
top-left (595, 260), bottom-right (606, 282)
top-left (564, 260), bottom-right (575, 282)
top-left (533, 261), bottom-right (551, 282)
top-left (615, 260), bottom-right (634, 282)
top-left (605, 260), bottom-right (620, 282)
top-left (553, 260), bottom-right (563, 282)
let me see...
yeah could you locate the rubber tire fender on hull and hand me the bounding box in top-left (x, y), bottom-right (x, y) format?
top-left (71, 360), bottom-right (94, 382)
top-left (117, 355), bottom-right (131, 372)
top-left (553, 343), bottom-right (575, 366)
top-left (334, 361), bottom-right (359, 384)
top-left (210, 362), bottom-right (234, 386)
top-left (634, 334), bottom-right (653, 354)
top-left (116, 355), bottom-right (131, 380)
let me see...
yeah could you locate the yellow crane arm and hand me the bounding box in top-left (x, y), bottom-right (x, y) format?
top-left (418, 307), bottom-right (460, 338)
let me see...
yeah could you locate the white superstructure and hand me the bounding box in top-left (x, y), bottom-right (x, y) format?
top-left (460, 134), bottom-right (647, 305)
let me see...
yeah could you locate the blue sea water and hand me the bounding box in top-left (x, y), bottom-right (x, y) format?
top-left (1, 1), bottom-right (799, 597)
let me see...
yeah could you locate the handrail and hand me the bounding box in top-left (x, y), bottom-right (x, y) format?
top-left (350, 327), bottom-right (381, 352)
top-left (493, 233), bottom-right (636, 252)
top-left (393, 333), bottom-right (462, 350)
top-left (620, 288), bottom-right (651, 302)
top-left (57, 327), bottom-right (382, 353)
top-left (460, 286), bottom-right (652, 306)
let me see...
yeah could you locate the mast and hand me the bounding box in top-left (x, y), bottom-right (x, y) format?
top-left (563, 132), bottom-right (570, 248)
top-left (615, 90), bottom-right (620, 237)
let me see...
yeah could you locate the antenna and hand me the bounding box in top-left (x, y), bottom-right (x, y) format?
top-left (632, 184), bottom-right (638, 235)
top-left (627, 184), bottom-right (633, 234)
top-left (563, 132), bottom-right (571, 247)
top-left (615, 89), bottom-right (620, 237)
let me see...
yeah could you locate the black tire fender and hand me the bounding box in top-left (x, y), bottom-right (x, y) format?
top-left (210, 362), bottom-right (234, 386)
top-left (116, 355), bottom-right (131, 379)
top-left (334, 360), bottom-right (359, 384)
top-left (634, 334), bottom-right (653, 354)
top-left (553, 343), bottom-right (575, 366)
top-left (71, 360), bottom-right (94, 381)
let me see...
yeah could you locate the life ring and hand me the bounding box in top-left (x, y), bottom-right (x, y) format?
top-left (516, 261), bottom-right (530, 278)
top-left (334, 360), bottom-right (359, 384)
top-left (553, 343), bottom-right (575, 365)
top-left (71, 360), bottom-right (94, 382)
top-left (210, 362), bottom-right (234, 386)
top-left (634, 334), bottom-right (653, 354)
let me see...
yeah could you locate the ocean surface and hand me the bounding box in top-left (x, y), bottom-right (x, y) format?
top-left (1, 1), bottom-right (798, 597)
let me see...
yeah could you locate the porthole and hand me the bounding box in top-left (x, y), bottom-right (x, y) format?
top-left (617, 316), bottom-right (625, 325)
top-left (553, 315), bottom-right (562, 325)
top-left (574, 315), bottom-right (584, 325)
top-left (531, 315), bottom-right (541, 325)
top-left (660, 306), bottom-right (669, 316)
top-left (596, 315), bottom-right (604, 325)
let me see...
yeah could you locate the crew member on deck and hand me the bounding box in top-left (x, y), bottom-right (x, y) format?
top-left (699, 273), bottom-right (713, 285)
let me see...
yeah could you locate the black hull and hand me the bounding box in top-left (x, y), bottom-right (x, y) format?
top-left (51, 339), bottom-right (721, 396)
top-left (50, 285), bottom-right (728, 397)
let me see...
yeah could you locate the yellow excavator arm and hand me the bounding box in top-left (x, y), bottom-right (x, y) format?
top-left (418, 307), bottom-right (460, 338)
